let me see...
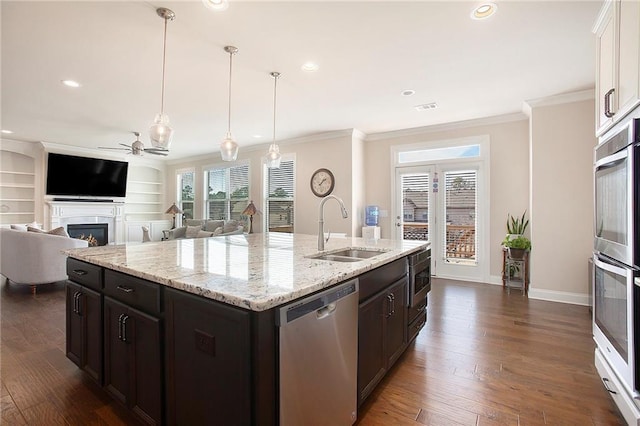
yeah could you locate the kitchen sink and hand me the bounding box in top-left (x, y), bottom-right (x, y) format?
top-left (307, 248), bottom-right (389, 262)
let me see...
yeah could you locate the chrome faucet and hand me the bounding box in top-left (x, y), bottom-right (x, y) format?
top-left (318, 195), bottom-right (349, 251)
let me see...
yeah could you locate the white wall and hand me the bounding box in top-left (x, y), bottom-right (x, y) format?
top-left (528, 98), bottom-right (596, 303)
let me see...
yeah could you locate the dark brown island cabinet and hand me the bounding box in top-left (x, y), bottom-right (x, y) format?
top-left (65, 249), bottom-right (430, 425)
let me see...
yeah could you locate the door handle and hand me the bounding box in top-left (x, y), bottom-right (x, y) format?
top-left (390, 293), bottom-right (395, 315)
top-left (316, 303), bottom-right (337, 320)
top-left (602, 377), bottom-right (617, 394)
top-left (118, 314), bottom-right (126, 341)
top-left (121, 315), bottom-right (129, 343)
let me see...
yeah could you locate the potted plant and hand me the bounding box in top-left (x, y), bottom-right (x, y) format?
top-left (503, 235), bottom-right (531, 260)
top-left (502, 210), bottom-right (531, 262)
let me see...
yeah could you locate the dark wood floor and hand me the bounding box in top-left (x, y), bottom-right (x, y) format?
top-left (0, 277), bottom-right (625, 425)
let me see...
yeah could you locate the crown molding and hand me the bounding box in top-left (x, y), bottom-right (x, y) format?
top-left (365, 112), bottom-right (527, 141)
top-left (523, 89), bottom-right (595, 111)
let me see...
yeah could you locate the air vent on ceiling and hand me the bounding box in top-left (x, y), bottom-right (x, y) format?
top-left (414, 103), bottom-right (438, 111)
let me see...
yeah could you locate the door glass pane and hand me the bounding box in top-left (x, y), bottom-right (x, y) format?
top-left (179, 172), bottom-right (195, 220)
top-left (595, 161), bottom-right (627, 244)
top-left (444, 170), bottom-right (477, 264)
top-left (398, 144), bottom-right (480, 164)
top-left (401, 173), bottom-right (429, 241)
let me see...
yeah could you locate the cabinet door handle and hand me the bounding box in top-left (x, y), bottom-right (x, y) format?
top-left (75, 292), bottom-right (82, 316)
top-left (72, 269), bottom-right (88, 276)
top-left (390, 293), bottom-right (395, 315)
top-left (604, 88), bottom-right (615, 118)
top-left (116, 285), bottom-right (134, 293)
top-left (118, 313), bottom-right (126, 341)
top-left (72, 292), bottom-right (78, 314)
top-left (121, 315), bottom-right (129, 343)
top-left (602, 378), bottom-right (617, 394)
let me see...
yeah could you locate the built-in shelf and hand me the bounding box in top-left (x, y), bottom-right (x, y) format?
top-left (129, 180), bottom-right (162, 186)
top-left (0, 150), bottom-right (36, 225)
top-left (125, 165), bottom-right (164, 225)
top-left (127, 191), bottom-right (163, 196)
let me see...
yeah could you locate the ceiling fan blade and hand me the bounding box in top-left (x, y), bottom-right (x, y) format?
top-left (98, 146), bottom-right (130, 151)
top-left (147, 150), bottom-right (169, 156)
top-left (119, 143), bottom-right (132, 148)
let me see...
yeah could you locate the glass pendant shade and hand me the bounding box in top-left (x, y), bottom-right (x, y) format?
top-left (266, 143), bottom-right (281, 169)
top-left (149, 112), bottom-right (173, 150)
top-left (220, 131), bottom-right (239, 161)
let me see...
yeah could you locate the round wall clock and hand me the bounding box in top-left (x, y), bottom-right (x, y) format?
top-left (310, 168), bottom-right (335, 197)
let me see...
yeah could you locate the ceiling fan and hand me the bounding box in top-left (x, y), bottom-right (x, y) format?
top-left (99, 132), bottom-right (168, 156)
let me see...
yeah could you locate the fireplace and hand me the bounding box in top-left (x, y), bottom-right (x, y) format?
top-left (48, 201), bottom-right (124, 244)
top-left (67, 223), bottom-right (109, 246)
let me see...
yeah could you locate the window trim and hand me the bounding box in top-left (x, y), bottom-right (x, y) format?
top-left (176, 168), bottom-right (196, 226)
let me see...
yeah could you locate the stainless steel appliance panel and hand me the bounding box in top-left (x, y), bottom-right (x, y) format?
top-left (278, 279), bottom-right (359, 426)
top-left (408, 248), bottom-right (431, 308)
top-left (593, 253), bottom-right (638, 397)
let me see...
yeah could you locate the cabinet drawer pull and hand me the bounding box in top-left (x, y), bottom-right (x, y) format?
top-left (72, 269), bottom-right (88, 276)
top-left (116, 285), bottom-right (134, 293)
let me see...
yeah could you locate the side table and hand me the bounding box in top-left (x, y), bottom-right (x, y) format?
top-left (501, 246), bottom-right (529, 294)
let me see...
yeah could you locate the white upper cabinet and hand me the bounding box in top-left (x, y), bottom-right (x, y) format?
top-left (594, 0), bottom-right (640, 136)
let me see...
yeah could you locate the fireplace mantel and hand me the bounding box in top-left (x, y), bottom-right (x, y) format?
top-left (47, 201), bottom-right (125, 244)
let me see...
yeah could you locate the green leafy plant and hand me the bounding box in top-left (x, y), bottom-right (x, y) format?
top-left (506, 210), bottom-right (529, 235)
top-left (503, 235), bottom-right (531, 250)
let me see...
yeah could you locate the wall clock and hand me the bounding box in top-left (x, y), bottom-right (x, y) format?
top-left (310, 168), bottom-right (335, 197)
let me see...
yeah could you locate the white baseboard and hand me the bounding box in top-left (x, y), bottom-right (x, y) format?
top-left (528, 287), bottom-right (591, 306)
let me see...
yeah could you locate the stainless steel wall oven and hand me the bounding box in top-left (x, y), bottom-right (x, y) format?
top-left (593, 108), bottom-right (640, 401)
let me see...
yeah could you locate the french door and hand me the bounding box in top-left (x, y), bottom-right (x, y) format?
top-left (395, 163), bottom-right (486, 281)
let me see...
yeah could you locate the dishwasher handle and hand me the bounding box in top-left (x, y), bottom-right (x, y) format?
top-left (316, 302), bottom-right (337, 320)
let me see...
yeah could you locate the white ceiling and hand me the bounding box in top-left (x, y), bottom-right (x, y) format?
top-left (1, 1), bottom-right (601, 160)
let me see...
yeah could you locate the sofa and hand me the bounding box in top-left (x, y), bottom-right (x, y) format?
top-left (0, 227), bottom-right (89, 293)
top-left (164, 219), bottom-right (244, 240)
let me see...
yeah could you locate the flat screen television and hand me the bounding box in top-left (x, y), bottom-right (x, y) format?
top-left (46, 153), bottom-right (128, 198)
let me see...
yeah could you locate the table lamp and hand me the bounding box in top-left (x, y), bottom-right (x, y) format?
top-left (241, 200), bottom-right (257, 234)
top-left (165, 202), bottom-right (183, 229)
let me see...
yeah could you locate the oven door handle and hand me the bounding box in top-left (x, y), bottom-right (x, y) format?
top-left (594, 149), bottom-right (627, 170)
top-left (594, 255), bottom-right (630, 277)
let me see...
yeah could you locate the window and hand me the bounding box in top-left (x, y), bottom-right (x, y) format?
top-left (398, 144), bottom-right (480, 164)
top-left (204, 163), bottom-right (249, 221)
top-left (177, 170), bottom-right (195, 221)
top-left (265, 158), bottom-right (295, 233)
top-left (444, 170), bottom-right (477, 264)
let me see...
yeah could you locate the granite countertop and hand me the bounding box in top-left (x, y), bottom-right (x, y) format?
top-left (64, 233), bottom-right (428, 312)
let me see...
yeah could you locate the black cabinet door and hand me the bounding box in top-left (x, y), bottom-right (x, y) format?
top-left (357, 290), bottom-right (387, 406)
top-left (129, 308), bottom-right (162, 426)
top-left (165, 288), bottom-right (251, 426)
top-left (104, 296), bottom-right (162, 426)
top-left (66, 281), bottom-right (102, 384)
top-left (385, 278), bottom-right (408, 368)
top-left (104, 297), bottom-right (130, 406)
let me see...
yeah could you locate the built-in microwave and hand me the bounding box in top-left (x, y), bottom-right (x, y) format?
top-left (594, 111), bottom-right (640, 269)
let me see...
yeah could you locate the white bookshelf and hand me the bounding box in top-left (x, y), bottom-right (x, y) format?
top-left (0, 153), bottom-right (35, 225)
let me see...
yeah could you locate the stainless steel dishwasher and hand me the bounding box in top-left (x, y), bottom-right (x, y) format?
top-left (278, 279), bottom-right (359, 426)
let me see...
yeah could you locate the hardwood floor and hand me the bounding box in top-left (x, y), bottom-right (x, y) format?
top-left (0, 277), bottom-right (625, 425)
top-left (357, 278), bottom-right (625, 425)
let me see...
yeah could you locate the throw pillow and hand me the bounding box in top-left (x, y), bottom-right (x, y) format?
top-left (222, 220), bottom-right (239, 234)
top-left (185, 219), bottom-right (205, 227)
top-left (47, 226), bottom-right (70, 237)
top-left (204, 220), bottom-right (224, 233)
top-left (27, 226), bottom-right (45, 233)
top-left (212, 227), bottom-right (223, 236)
top-left (10, 224), bottom-right (27, 231)
top-left (185, 225), bottom-right (202, 238)
top-left (196, 230), bottom-right (214, 238)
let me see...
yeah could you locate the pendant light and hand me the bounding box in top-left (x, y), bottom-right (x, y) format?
top-left (266, 72), bottom-right (282, 169)
top-left (149, 8), bottom-right (175, 150)
top-left (220, 46), bottom-right (239, 161)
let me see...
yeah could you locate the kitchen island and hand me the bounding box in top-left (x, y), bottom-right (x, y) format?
top-left (64, 233), bottom-right (428, 425)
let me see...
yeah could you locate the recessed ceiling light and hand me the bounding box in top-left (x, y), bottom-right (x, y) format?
top-left (253, 134), bottom-right (262, 139)
top-left (401, 90), bottom-right (415, 97)
top-left (202, 0), bottom-right (229, 11)
top-left (1, 129), bottom-right (13, 134)
top-left (301, 62), bottom-right (319, 72)
top-left (414, 103), bottom-right (438, 111)
top-left (61, 79), bottom-right (81, 88)
top-left (471, 3), bottom-right (497, 20)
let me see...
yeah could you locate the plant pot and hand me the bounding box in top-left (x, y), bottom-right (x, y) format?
top-left (508, 247), bottom-right (527, 260)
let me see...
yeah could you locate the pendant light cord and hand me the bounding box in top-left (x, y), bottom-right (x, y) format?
top-left (160, 17), bottom-right (168, 116)
top-left (272, 74), bottom-right (278, 143)
top-left (227, 50), bottom-right (234, 133)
